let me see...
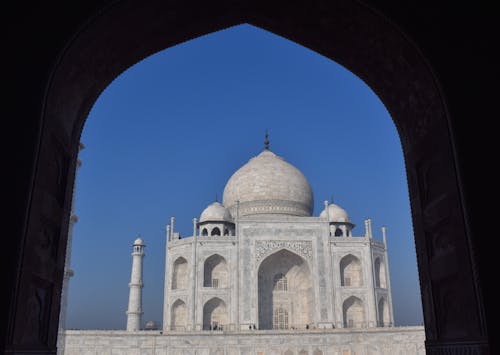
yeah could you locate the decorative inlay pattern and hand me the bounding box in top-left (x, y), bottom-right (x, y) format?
top-left (255, 240), bottom-right (312, 262)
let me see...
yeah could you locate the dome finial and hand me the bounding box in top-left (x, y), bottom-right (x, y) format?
top-left (215, 193), bottom-right (218, 203)
top-left (264, 129), bottom-right (270, 150)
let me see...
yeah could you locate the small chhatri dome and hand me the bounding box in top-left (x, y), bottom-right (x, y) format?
top-left (199, 201), bottom-right (233, 223)
top-left (144, 320), bottom-right (159, 330)
top-left (320, 203), bottom-right (351, 223)
top-left (133, 237), bottom-right (145, 246)
top-left (223, 149), bottom-right (314, 217)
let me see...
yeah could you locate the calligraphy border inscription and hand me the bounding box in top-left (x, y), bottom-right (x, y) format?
top-left (255, 240), bottom-right (313, 262)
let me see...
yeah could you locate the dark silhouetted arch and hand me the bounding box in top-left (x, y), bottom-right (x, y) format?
top-left (4, 1), bottom-right (493, 353)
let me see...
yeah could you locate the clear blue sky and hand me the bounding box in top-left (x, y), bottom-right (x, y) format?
top-left (67, 24), bottom-right (423, 329)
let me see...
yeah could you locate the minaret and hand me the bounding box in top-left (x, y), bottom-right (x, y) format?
top-left (126, 236), bottom-right (145, 331)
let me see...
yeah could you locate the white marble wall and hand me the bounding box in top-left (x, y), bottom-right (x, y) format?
top-left (165, 237), bottom-right (238, 331)
top-left (163, 216), bottom-right (393, 332)
top-left (62, 326), bottom-right (425, 354)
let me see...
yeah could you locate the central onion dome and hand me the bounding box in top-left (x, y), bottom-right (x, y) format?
top-left (223, 149), bottom-right (314, 217)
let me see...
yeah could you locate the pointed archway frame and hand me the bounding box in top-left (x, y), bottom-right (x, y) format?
top-left (6, 0), bottom-right (488, 353)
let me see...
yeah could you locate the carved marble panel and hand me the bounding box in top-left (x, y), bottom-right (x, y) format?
top-left (255, 240), bottom-right (313, 263)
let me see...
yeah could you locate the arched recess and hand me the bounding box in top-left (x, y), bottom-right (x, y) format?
top-left (273, 273), bottom-right (288, 291)
top-left (343, 296), bottom-right (365, 328)
top-left (340, 254), bottom-right (362, 287)
top-left (211, 227), bottom-right (221, 236)
top-left (203, 254), bottom-right (228, 288)
top-left (171, 299), bottom-right (188, 330)
top-left (10, 0), bottom-right (489, 352)
top-left (203, 297), bottom-right (228, 330)
top-left (172, 257), bottom-right (188, 290)
top-left (378, 297), bottom-right (390, 327)
top-left (374, 257), bottom-right (387, 289)
top-left (258, 249), bottom-right (313, 329)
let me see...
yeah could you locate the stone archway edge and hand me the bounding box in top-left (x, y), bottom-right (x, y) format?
top-left (6, 0), bottom-right (489, 353)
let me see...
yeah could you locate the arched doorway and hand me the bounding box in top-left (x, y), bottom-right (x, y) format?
top-left (258, 249), bottom-right (312, 329)
top-left (171, 299), bottom-right (188, 331)
top-left (378, 297), bottom-right (390, 327)
top-left (342, 296), bottom-right (365, 328)
top-left (203, 297), bottom-right (228, 330)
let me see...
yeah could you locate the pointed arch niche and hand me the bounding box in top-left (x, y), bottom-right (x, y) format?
top-left (203, 254), bottom-right (228, 288)
top-left (374, 257), bottom-right (387, 289)
top-left (203, 297), bottom-right (228, 330)
top-left (378, 297), bottom-right (390, 327)
top-left (343, 296), bottom-right (366, 328)
top-left (339, 254), bottom-right (363, 287)
top-left (172, 257), bottom-right (188, 290)
top-left (171, 299), bottom-right (188, 330)
top-left (258, 249), bottom-right (313, 329)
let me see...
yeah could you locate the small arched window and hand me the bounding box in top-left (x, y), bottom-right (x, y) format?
top-left (202, 228), bottom-right (208, 236)
top-left (211, 227), bottom-right (221, 236)
top-left (223, 228), bottom-right (229, 236)
top-left (335, 228), bottom-right (343, 237)
top-left (273, 273), bottom-right (288, 291)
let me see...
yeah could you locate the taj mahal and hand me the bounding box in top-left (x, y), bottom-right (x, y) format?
top-left (60, 138), bottom-right (425, 354)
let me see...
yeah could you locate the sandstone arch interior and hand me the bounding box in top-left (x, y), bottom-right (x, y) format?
top-left (4, 1), bottom-right (494, 353)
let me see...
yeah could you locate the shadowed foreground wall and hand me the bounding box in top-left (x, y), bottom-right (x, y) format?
top-left (4, 0), bottom-right (496, 353)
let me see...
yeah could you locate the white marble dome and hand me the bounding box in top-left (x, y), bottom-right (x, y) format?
top-left (223, 149), bottom-right (313, 217)
top-left (319, 203), bottom-right (351, 223)
top-left (199, 201), bottom-right (233, 223)
top-left (133, 237), bottom-right (144, 246)
top-left (144, 320), bottom-right (159, 330)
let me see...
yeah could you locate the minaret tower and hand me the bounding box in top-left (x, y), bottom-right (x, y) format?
top-left (126, 236), bottom-right (145, 331)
